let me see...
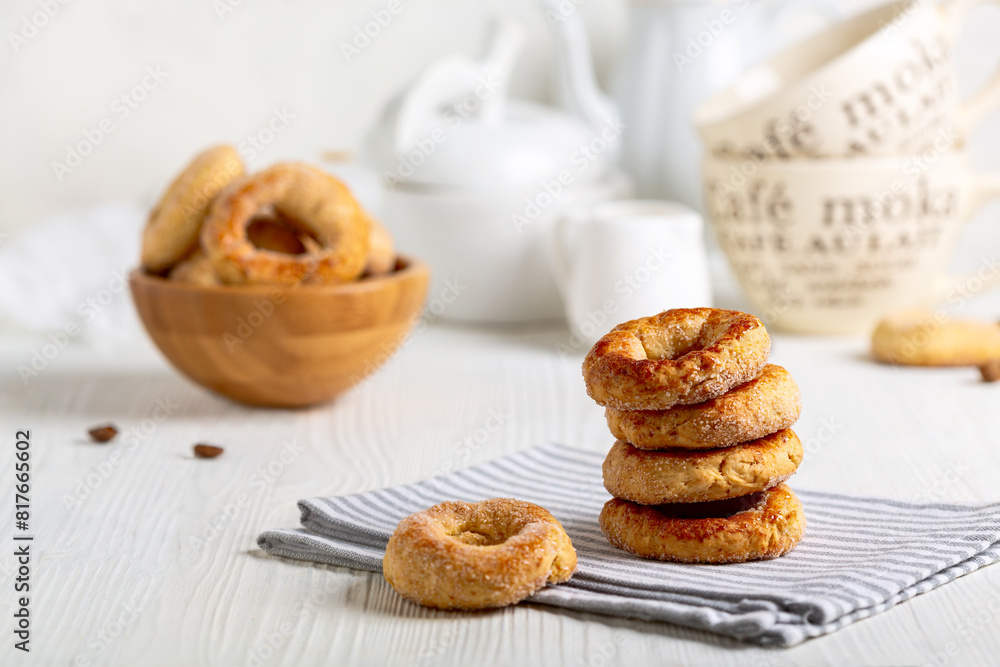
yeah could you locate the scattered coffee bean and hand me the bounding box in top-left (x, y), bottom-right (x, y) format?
top-left (193, 443), bottom-right (225, 459)
top-left (88, 425), bottom-right (118, 443)
top-left (980, 360), bottom-right (1000, 383)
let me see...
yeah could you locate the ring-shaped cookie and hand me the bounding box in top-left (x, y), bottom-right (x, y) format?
top-left (872, 309), bottom-right (1000, 366)
top-left (605, 364), bottom-right (800, 450)
top-left (602, 430), bottom-right (803, 505)
top-left (364, 214), bottom-right (396, 276)
top-left (142, 145), bottom-right (244, 273)
top-left (167, 249), bottom-right (220, 286)
top-left (583, 308), bottom-right (771, 411)
top-left (599, 484), bottom-right (805, 564)
top-left (201, 163), bottom-right (370, 285)
top-left (382, 498), bottom-right (577, 610)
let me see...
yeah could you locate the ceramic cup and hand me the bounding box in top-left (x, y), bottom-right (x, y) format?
top-left (702, 150), bottom-right (1000, 334)
top-left (549, 200), bottom-right (712, 349)
top-left (694, 0), bottom-right (1000, 159)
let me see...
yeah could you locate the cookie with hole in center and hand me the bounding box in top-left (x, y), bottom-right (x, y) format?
top-left (602, 429), bottom-right (803, 505)
top-left (605, 364), bottom-right (801, 450)
top-left (599, 484), bottom-right (805, 564)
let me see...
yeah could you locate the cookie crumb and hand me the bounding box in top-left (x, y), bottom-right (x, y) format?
top-left (88, 425), bottom-right (118, 443)
top-left (980, 360), bottom-right (1000, 382)
top-left (193, 443), bottom-right (225, 458)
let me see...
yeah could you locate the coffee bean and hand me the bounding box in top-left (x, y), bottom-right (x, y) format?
top-left (980, 360), bottom-right (1000, 383)
top-left (88, 424), bottom-right (118, 443)
top-left (193, 443), bottom-right (225, 458)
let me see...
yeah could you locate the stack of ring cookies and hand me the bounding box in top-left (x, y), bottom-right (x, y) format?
top-left (141, 145), bottom-right (396, 286)
top-left (583, 308), bottom-right (807, 564)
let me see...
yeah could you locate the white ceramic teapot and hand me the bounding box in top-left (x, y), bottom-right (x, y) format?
top-left (364, 19), bottom-right (631, 323)
top-left (545, 0), bottom-right (838, 212)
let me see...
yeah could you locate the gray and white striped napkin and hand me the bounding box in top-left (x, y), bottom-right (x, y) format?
top-left (257, 443), bottom-right (1000, 647)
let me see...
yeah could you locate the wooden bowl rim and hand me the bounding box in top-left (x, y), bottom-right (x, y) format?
top-left (129, 254), bottom-right (430, 296)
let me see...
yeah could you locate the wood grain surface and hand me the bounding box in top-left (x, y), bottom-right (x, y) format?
top-left (129, 258), bottom-right (429, 407)
top-left (3, 317), bottom-right (1000, 666)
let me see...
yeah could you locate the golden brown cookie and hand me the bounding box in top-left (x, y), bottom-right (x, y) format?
top-left (245, 209), bottom-right (310, 255)
top-left (382, 498), bottom-right (577, 610)
top-left (365, 215), bottom-right (396, 276)
top-left (583, 308), bottom-right (770, 411)
top-left (871, 309), bottom-right (1000, 366)
top-left (599, 484), bottom-right (805, 564)
top-left (167, 249), bottom-right (220, 286)
top-left (602, 429), bottom-right (802, 505)
top-left (142, 145), bottom-right (244, 273)
top-left (605, 364), bottom-right (800, 450)
top-left (202, 162), bottom-right (370, 286)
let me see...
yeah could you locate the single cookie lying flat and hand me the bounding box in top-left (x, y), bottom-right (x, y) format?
top-left (872, 309), bottom-right (1000, 366)
top-left (383, 498), bottom-right (577, 610)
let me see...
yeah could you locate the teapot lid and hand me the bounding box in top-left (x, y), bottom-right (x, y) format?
top-left (367, 99), bottom-right (618, 193)
top-left (363, 19), bottom-right (619, 194)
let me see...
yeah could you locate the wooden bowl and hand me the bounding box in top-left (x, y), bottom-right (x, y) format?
top-left (130, 257), bottom-right (430, 407)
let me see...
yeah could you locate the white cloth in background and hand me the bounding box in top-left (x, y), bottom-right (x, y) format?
top-left (0, 203), bottom-right (145, 346)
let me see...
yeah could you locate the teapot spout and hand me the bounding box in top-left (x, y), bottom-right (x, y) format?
top-left (543, 1), bottom-right (619, 141)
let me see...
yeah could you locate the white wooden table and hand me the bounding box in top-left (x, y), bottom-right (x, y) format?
top-left (4, 273), bottom-right (1000, 667)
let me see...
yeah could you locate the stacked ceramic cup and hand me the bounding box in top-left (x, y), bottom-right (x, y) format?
top-left (694, 0), bottom-right (1000, 334)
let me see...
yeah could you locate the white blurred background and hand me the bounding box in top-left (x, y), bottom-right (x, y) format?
top-left (3, 0), bottom-right (1000, 337)
top-left (1, 0), bottom-right (627, 234)
top-left (6, 0), bottom-right (1000, 231)
top-left (0, 1), bottom-right (926, 224)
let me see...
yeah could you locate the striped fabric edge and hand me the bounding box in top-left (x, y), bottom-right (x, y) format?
top-left (255, 526), bottom-right (814, 633)
top-left (289, 444), bottom-right (1000, 595)
top-left (256, 526), bottom-right (1000, 648)
top-left (257, 443), bottom-right (1000, 646)
top-left (259, 525), bottom-right (809, 617)
top-left (291, 455), bottom-right (1000, 585)
top-left (258, 528), bottom-right (385, 572)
